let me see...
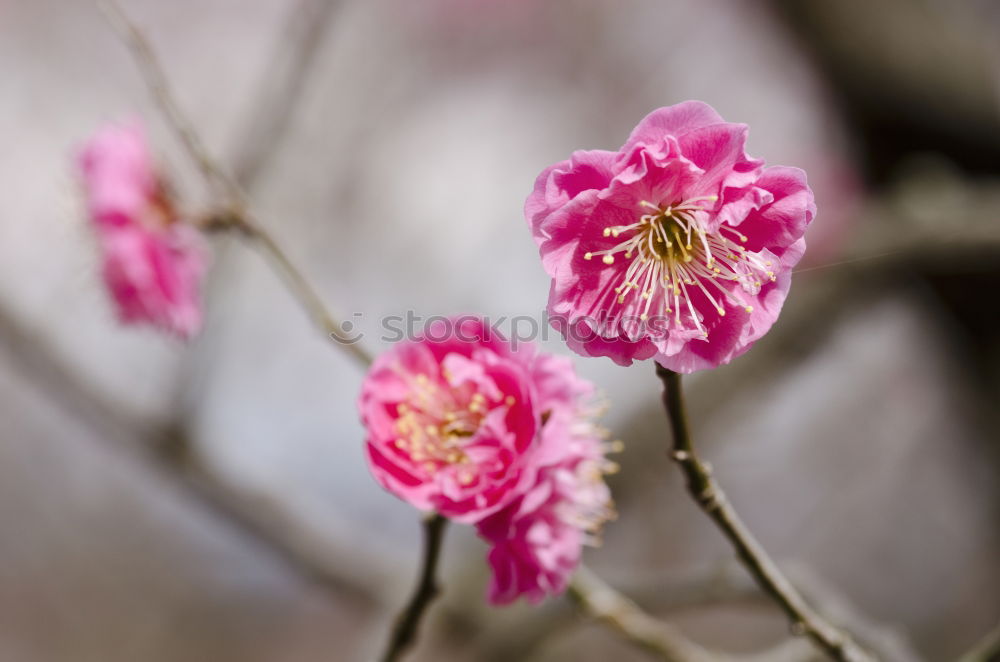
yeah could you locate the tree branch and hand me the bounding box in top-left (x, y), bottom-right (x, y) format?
top-left (229, 0), bottom-right (342, 189)
top-left (99, 0), bottom-right (372, 368)
top-left (655, 365), bottom-right (876, 662)
top-left (956, 622), bottom-right (1000, 662)
top-left (568, 565), bottom-right (721, 662)
top-left (213, 210), bottom-right (375, 367)
top-left (98, 0), bottom-right (240, 203)
top-left (0, 299), bottom-right (384, 604)
top-left (380, 514), bottom-right (449, 662)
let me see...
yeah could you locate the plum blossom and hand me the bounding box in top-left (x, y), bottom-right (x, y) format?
top-left (360, 317), bottom-right (542, 523)
top-left (526, 101), bottom-right (815, 373)
top-left (476, 390), bottom-right (615, 604)
top-left (78, 120), bottom-right (208, 339)
top-left (359, 317), bottom-right (615, 602)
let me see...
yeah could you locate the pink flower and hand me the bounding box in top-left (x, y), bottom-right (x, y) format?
top-left (359, 317), bottom-right (539, 523)
top-left (359, 318), bottom-right (533, 522)
top-left (526, 101), bottom-right (815, 373)
top-left (99, 222), bottom-right (207, 339)
top-left (476, 407), bottom-right (614, 605)
top-left (79, 120), bottom-right (159, 229)
top-left (78, 120), bottom-right (208, 339)
top-left (359, 317), bottom-right (615, 601)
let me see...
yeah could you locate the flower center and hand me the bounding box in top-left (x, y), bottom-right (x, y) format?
top-left (393, 373), bottom-right (517, 483)
top-left (583, 196), bottom-right (776, 338)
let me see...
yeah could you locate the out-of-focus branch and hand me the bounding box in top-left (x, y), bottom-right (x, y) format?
top-left (561, 567), bottom-right (821, 662)
top-left (617, 564), bottom-right (922, 662)
top-left (98, 0), bottom-right (240, 203)
top-left (157, 428), bottom-right (390, 602)
top-left (0, 302), bottom-right (384, 605)
top-left (784, 567), bottom-right (924, 662)
top-left (656, 367), bottom-right (875, 662)
top-left (207, 209), bottom-right (375, 367)
top-left (568, 565), bottom-right (720, 662)
top-left (230, 0), bottom-right (342, 189)
top-left (956, 622), bottom-right (1000, 662)
top-left (480, 559), bottom-right (920, 662)
top-left (380, 515), bottom-right (449, 662)
top-left (99, 0), bottom-right (372, 368)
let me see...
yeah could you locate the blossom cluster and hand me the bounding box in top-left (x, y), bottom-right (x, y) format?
top-left (78, 121), bottom-right (208, 339)
top-left (359, 317), bottom-right (615, 603)
top-left (77, 100), bottom-right (814, 609)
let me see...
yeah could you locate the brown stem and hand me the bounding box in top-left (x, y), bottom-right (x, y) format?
top-left (655, 364), bottom-right (875, 662)
top-left (380, 514), bottom-right (449, 662)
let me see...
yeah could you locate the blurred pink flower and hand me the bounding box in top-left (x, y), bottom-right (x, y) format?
top-left (78, 120), bottom-right (208, 339)
top-left (98, 223), bottom-right (207, 340)
top-left (79, 120), bottom-right (159, 229)
top-left (526, 101), bottom-right (815, 373)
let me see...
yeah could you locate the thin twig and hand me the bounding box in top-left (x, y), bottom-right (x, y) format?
top-left (222, 211), bottom-right (375, 367)
top-left (98, 0), bottom-right (240, 203)
top-left (655, 365), bottom-right (875, 662)
top-left (568, 567), bottom-right (830, 662)
top-left (99, 0), bottom-right (372, 368)
top-left (380, 514), bottom-right (449, 662)
top-left (956, 622), bottom-right (1000, 662)
top-left (568, 565), bottom-right (719, 662)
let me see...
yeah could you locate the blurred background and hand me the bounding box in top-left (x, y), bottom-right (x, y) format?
top-left (1, 0), bottom-right (999, 660)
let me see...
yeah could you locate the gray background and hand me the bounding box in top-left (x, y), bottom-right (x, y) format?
top-left (1, 0), bottom-right (999, 660)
